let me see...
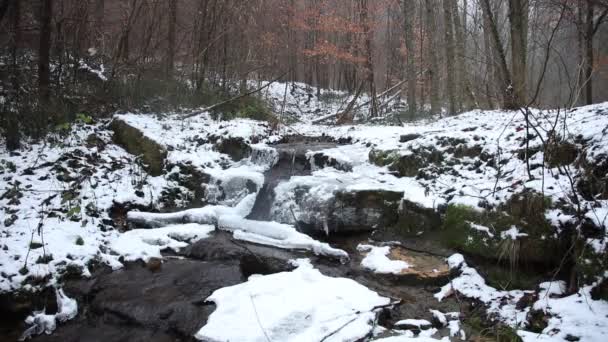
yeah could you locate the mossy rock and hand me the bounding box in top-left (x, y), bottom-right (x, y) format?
top-left (369, 147), bottom-right (442, 178)
top-left (578, 246), bottom-right (608, 286)
top-left (441, 191), bottom-right (561, 267)
top-left (453, 144), bottom-right (483, 159)
top-left (577, 154), bottom-right (608, 200)
top-left (215, 137), bottom-right (252, 161)
top-left (328, 190), bottom-right (403, 232)
top-left (545, 142), bottom-right (579, 168)
top-left (111, 119), bottom-right (167, 176)
top-left (392, 200), bottom-right (441, 237)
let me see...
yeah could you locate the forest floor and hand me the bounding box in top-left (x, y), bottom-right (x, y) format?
top-left (1, 83), bottom-right (608, 341)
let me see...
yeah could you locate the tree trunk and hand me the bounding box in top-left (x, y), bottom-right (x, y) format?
top-left (402, 0), bottom-right (417, 120)
top-left (449, 0), bottom-right (465, 111)
top-left (38, 0), bottom-right (53, 112)
top-left (480, 0), bottom-right (515, 109)
top-left (5, 0), bottom-right (20, 150)
top-left (360, 0), bottom-right (378, 118)
top-left (442, 0), bottom-right (456, 115)
top-left (166, 0), bottom-right (177, 80)
top-left (508, 0), bottom-right (527, 107)
top-left (94, 0), bottom-right (104, 51)
top-left (584, 0), bottom-right (594, 105)
top-left (424, 0), bottom-right (440, 115)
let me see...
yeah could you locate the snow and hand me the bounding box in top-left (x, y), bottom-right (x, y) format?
top-left (519, 282), bottom-right (608, 342)
top-left (357, 244), bottom-right (410, 274)
top-left (110, 223), bottom-right (215, 262)
top-left (500, 226), bottom-right (529, 240)
top-left (435, 254), bottom-right (530, 327)
top-left (394, 319), bottom-right (432, 328)
top-left (2, 82), bottom-right (608, 340)
top-left (20, 288), bottom-right (78, 340)
top-left (222, 216), bottom-right (348, 259)
top-left (195, 260), bottom-right (391, 342)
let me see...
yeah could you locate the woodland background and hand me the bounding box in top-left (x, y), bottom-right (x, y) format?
top-left (0, 0), bottom-right (607, 148)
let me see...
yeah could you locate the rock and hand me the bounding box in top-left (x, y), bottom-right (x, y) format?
top-left (291, 189), bottom-right (403, 234)
top-left (309, 151), bottom-right (352, 172)
top-left (399, 133), bottom-right (421, 143)
top-left (29, 259), bottom-right (242, 342)
top-left (393, 200), bottom-right (441, 236)
top-left (145, 257), bottom-right (162, 272)
top-left (3, 214), bottom-right (18, 227)
top-left (386, 246), bottom-right (450, 285)
top-left (327, 190), bottom-right (403, 233)
top-left (248, 141), bottom-right (337, 221)
top-left (440, 191), bottom-right (562, 270)
top-left (453, 144), bottom-right (483, 159)
top-left (369, 148), bottom-right (443, 178)
top-left (85, 134), bottom-right (106, 150)
top-left (0, 287), bottom-right (58, 335)
top-left (110, 119), bottom-right (167, 176)
top-left (546, 142), bottom-right (578, 167)
top-left (182, 232), bottom-right (298, 277)
top-left (214, 137), bottom-right (251, 161)
top-left (578, 154), bottom-right (608, 200)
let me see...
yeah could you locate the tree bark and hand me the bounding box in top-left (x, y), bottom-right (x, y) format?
top-left (508, 0), bottom-right (528, 107)
top-left (166, 0), bottom-right (177, 80)
top-left (480, 0), bottom-right (515, 109)
top-left (584, 0), bottom-right (595, 105)
top-left (38, 0), bottom-right (53, 111)
top-left (402, 0), bottom-right (417, 119)
top-left (360, 0), bottom-right (378, 117)
top-left (449, 0), bottom-right (465, 111)
top-left (424, 0), bottom-right (440, 115)
top-left (5, 0), bottom-right (20, 150)
top-left (94, 0), bottom-right (104, 51)
top-left (442, 0), bottom-right (456, 114)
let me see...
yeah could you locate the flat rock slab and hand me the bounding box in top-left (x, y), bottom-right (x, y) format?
top-left (389, 246), bottom-right (450, 283)
top-left (34, 259), bottom-right (244, 342)
top-left (181, 231), bottom-right (301, 276)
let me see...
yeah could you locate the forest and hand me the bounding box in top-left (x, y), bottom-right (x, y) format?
top-left (1, 1), bottom-right (608, 342)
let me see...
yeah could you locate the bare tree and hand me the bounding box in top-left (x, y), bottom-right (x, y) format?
top-left (424, 0), bottom-right (440, 115)
top-left (402, 0), bottom-right (417, 119)
top-left (443, 0), bottom-right (456, 114)
top-left (38, 0), bottom-right (53, 111)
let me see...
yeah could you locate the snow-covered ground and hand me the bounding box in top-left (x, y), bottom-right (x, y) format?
top-left (1, 83), bottom-right (608, 341)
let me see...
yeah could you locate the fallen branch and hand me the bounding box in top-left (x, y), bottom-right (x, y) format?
top-left (183, 70), bottom-right (290, 119)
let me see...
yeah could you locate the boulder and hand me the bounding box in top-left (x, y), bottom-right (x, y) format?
top-left (214, 137), bottom-right (251, 161)
top-left (440, 191), bottom-right (563, 269)
top-left (399, 133), bottom-right (421, 143)
top-left (32, 259), bottom-right (244, 342)
top-left (182, 231), bottom-right (298, 277)
top-left (369, 147), bottom-right (443, 178)
top-left (111, 119), bottom-right (167, 176)
top-left (393, 200), bottom-right (442, 236)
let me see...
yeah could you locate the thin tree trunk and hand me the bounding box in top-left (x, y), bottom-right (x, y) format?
top-left (5, 0), bottom-right (20, 150)
top-left (402, 0), bottom-right (417, 119)
top-left (38, 0), bottom-right (53, 112)
top-left (166, 0), bottom-right (177, 79)
top-left (424, 0), bottom-right (440, 115)
top-left (509, 0), bottom-right (527, 107)
top-left (481, 0), bottom-right (515, 109)
top-left (442, 0), bottom-right (456, 114)
top-left (360, 0), bottom-right (377, 117)
top-left (584, 0), bottom-right (594, 105)
top-left (94, 0), bottom-right (104, 51)
top-left (449, 0), bottom-right (464, 111)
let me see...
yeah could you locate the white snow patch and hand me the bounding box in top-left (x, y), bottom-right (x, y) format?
top-left (110, 223), bottom-right (215, 262)
top-left (195, 261), bottom-right (390, 342)
top-left (20, 288), bottom-right (78, 340)
top-left (357, 244), bottom-right (410, 274)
